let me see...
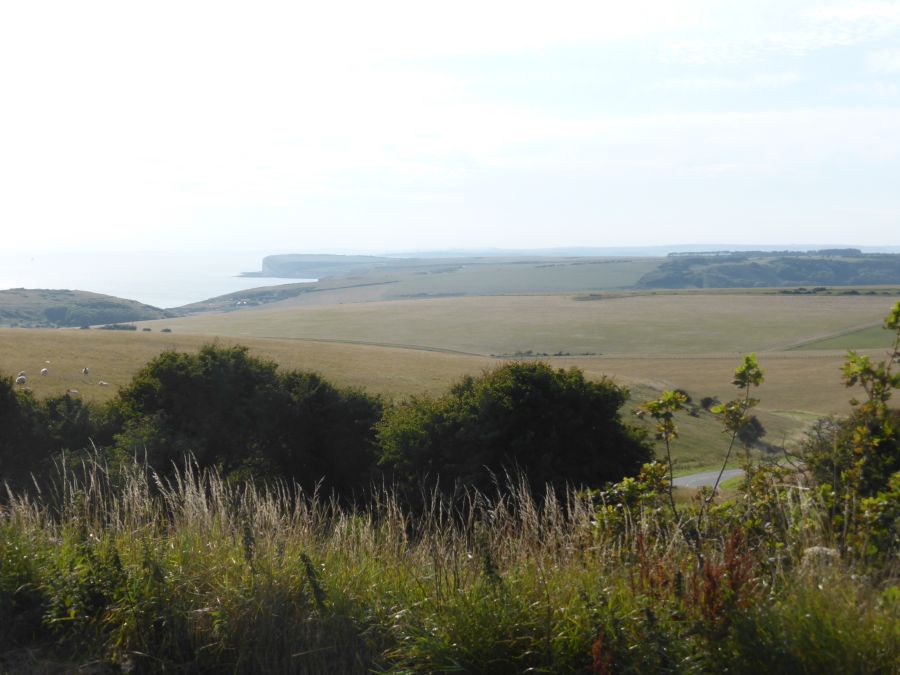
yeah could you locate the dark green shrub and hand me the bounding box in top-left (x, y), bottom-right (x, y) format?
top-left (0, 378), bottom-right (97, 490)
top-left (112, 345), bottom-right (382, 495)
top-left (376, 362), bottom-right (651, 497)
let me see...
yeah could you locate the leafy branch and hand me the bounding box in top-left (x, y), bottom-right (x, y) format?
top-left (636, 390), bottom-right (687, 519)
top-left (701, 354), bottom-right (764, 523)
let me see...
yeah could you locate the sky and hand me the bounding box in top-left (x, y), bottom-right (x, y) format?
top-left (2, 0), bottom-right (899, 253)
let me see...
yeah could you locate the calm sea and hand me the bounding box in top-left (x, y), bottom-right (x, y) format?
top-left (0, 251), bottom-right (311, 309)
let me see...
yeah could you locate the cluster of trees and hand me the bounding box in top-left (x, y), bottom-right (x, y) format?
top-left (0, 348), bottom-right (651, 500)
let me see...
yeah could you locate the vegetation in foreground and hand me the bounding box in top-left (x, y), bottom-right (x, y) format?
top-left (0, 460), bottom-right (897, 674)
top-left (0, 302), bottom-right (898, 673)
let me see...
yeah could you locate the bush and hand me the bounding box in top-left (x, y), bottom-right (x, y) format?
top-left (376, 362), bottom-right (651, 497)
top-left (803, 411), bottom-right (900, 498)
top-left (0, 377), bottom-right (98, 490)
top-left (112, 345), bottom-right (382, 495)
top-left (802, 302), bottom-right (900, 499)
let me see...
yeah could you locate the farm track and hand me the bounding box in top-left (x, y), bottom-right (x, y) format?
top-left (775, 320), bottom-right (883, 351)
top-left (242, 335), bottom-right (488, 358)
top-left (220, 333), bottom-right (877, 361)
top-left (243, 335), bottom-right (873, 361)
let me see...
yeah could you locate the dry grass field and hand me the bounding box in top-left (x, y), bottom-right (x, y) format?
top-left (0, 329), bottom-right (496, 403)
top-left (135, 293), bottom-right (889, 356)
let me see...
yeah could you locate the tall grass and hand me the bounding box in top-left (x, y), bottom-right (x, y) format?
top-left (1, 460), bottom-right (897, 674)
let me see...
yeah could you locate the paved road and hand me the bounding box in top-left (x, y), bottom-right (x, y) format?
top-left (672, 469), bottom-right (744, 489)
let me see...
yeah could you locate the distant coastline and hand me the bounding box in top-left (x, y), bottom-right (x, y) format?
top-left (0, 251), bottom-right (296, 309)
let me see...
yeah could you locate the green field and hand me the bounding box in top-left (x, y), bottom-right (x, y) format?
top-left (791, 323), bottom-right (895, 350)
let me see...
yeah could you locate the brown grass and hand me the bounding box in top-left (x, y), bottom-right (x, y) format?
top-left (0, 328), bottom-right (496, 403)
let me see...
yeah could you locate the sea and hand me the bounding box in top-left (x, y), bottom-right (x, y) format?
top-left (0, 251), bottom-right (312, 309)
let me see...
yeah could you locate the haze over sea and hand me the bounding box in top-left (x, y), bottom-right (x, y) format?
top-left (0, 251), bottom-right (309, 309)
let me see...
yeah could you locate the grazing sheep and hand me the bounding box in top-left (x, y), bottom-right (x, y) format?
top-left (82, 367), bottom-right (89, 376)
top-left (15, 375), bottom-right (26, 385)
top-left (41, 367), bottom-right (49, 376)
top-left (98, 380), bottom-right (109, 387)
top-left (66, 388), bottom-right (79, 395)
top-left (18, 370), bottom-right (25, 377)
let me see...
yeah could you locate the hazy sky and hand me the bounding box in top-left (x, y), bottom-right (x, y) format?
top-left (2, 0), bottom-right (899, 253)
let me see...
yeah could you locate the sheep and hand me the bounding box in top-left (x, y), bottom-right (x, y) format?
top-left (98, 381), bottom-right (109, 387)
top-left (40, 367), bottom-right (49, 376)
top-left (15, 375), bottom-right (26, 385)
top-left (66, 388), bottom-right (79, 395)
top-left (18, 370), bottom-right (25, 377)
top-left (82, 367), bottom-right (89, 376)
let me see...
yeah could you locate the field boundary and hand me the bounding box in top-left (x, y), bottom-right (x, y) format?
top-left (778, 320), bottom-right (883, 351)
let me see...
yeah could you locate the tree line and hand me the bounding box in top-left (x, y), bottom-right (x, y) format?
top-left (0, 347), bottom-right (651, 501)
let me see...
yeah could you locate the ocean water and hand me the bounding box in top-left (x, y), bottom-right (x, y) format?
top-left (0, 251), bottom-right (311, 309)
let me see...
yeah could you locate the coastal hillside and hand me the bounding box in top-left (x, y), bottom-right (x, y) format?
top-left (177, 250), bottom-right (900, 314)
top-left (0, 288), bottom-right (170, 328)
top-left (637, 250), bottom-right (900, 288)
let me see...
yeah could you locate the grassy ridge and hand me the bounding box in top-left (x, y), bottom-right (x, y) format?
top-left (0, 289), bottom-right (168, 328)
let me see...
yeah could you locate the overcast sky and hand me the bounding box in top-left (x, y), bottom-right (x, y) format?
top-left (2, 0), bottom-right (899, 253)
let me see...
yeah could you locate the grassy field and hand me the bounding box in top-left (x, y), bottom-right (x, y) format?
top-left (179, 258), bottom-right (665, 313)
top-left (137, 293), bottom-right (891, 356)
top-left (575, 351), bottom-right (860, 415)
top-left (791, 323), bottom-right (895, 350)
top-left (624, 382), bottom-right (805, 473)
top-left (0, 329), bottom-right (495, 403)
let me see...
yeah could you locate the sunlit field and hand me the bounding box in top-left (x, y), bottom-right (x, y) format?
top-left (136, 293), bottom-right (889, 356)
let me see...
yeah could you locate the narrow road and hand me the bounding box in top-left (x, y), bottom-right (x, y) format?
top-left (672, 469), bottom-right (744, 489)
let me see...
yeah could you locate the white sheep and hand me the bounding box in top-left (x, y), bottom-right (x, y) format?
top-left (40, 367), bottom-right (49, 376)
top-left (82, 367), bottom-right (89, 376)
top-left (98, 381), bottom-right (109, 387)
top-left (15, 375), bottom-right (26, 385)
top-left (18, 370), bottom-right (25, 377)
